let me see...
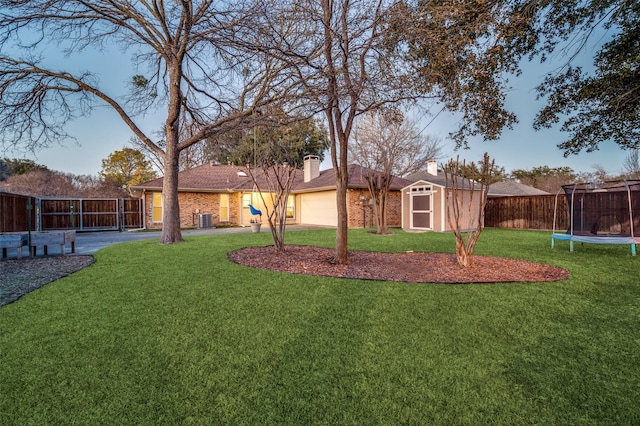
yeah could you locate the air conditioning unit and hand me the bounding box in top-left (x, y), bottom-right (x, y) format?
top-left (198, 213), bottom-right (212, 229)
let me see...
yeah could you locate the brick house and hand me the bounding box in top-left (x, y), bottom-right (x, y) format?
top-left (130, 156), bottom-right (410, 229)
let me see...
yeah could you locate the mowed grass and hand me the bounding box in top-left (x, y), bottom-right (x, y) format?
top-left (1, 228), bottom-right (639, 425)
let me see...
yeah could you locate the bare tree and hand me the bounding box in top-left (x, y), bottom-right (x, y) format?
top-left (247, 162), bottom-right (298, 252)
top-left (129, 129), bottom-right (218, 173)
top-left (349, 110), bottom-right (443, 234)
top-left (251, 0), bottom-right (418, 262)
top-left (623, 149), bottom-right (640, 179)
top-left (443, 153), bottom-right (494, 267)
top-left (0, 169), bottom-right (125, 198)
top-left (0, 1), bottom-right (299, 244)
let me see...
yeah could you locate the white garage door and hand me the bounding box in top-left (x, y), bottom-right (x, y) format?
top-left (300, 191), bottom-right (337, 226)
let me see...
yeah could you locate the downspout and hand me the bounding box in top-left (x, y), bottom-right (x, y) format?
top-left (142, 189), bottom-right (147, 230)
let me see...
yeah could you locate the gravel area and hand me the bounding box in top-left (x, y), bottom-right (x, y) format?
top-left (0, 256), bottom-right (95, 307)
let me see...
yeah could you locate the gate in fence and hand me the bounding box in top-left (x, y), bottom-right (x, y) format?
top-left (1, 193), bottom-right (143, 233)
top-left (38, 198), bottom-right (143, 231)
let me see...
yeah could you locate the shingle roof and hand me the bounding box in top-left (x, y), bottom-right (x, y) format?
top-left (294, 164), bottom-right (412, 192)
top-left (405, 170), bottom-right (480, 191)
top-left (405, 170), bottom-right (449, 187)
top-left (488, 180), bottom-right (550, 197)
top-left (133, 163), bottom-right (304, 192)
top-left (132, 163), bottom-right (411, 193)
top-left (405, 172), bottom-right (551, 196)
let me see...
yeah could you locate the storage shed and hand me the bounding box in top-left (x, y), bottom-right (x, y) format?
top-left (402, 162), bottom-right (483, 232)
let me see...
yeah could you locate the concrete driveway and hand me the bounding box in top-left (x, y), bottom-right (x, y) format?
top-left (2, 225), bottom-right (328, 259)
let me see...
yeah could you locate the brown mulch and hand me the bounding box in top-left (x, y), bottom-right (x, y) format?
top-left (228, 245), bottom-right (570, 283)
top-left (0, 256), bottom-right (95, 307)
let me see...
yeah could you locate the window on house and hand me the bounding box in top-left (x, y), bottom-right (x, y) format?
top-left (220, 193), bottom-right (229, 221)
top-left (152, 192), bottom-right (162, 222)
top-left (286, 195), bottom-right (295, 219)
top-left (243, 193), bottom-right (252, 207)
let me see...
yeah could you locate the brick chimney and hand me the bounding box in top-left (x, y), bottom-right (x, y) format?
top-left (304, 155), bottom-right (320, 182)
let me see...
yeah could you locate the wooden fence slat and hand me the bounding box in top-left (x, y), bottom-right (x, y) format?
top-left (484, 195), bottom-right (569, 231)
top-left (1, 196), bottom-right (142, 232)
top-left (0, 192), bottom-right (37, 233)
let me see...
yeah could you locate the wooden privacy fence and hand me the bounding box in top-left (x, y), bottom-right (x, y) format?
top-left (39, 198), bottom-right (143, 231)
top-left (0, 192), bottom-right (37, 233)
top-left (484, 194), bottom-right (569, 231)
top-left (0, 192), bottom-right (143, 232)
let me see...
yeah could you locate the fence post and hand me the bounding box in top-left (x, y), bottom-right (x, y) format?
top-left (70, 202), bottom-right (75, 229)
top-left (118, 199), bottom-right (123, 231)
top-left (27, 197), bottom-right (32, 248)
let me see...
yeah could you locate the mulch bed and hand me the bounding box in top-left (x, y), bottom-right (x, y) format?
top-left (228, 245), bottom-right (570, 283)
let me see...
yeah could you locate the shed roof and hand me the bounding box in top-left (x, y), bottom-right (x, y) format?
top-left (405, 170), bottom-right (480, 191)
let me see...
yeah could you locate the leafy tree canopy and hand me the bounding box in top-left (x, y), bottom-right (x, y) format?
top-left (393, 0), bottom-right (534, 147)
top-left (0, 158), bottom-right (48, 180)
top-left (532, 0), bottom-right (640, 154)
top-left (210, 118), bottom-right (329, 168)
top-left (452, 158), bottom-right (508, 185)
top-left (510, 165), bottom-right (577, 192)
top-left (100, 148), bottom-right (157, 189)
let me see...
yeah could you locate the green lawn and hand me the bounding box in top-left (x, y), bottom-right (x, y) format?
top-left (1, 228), bottom-right (639, 425)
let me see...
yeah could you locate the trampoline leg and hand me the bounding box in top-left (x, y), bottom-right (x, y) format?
top-left (551, 237), bottom-right (555, 249)
top-left (569, 240), bottom-right (574, 253)
top-left (632, 244), bottom-right (636, 256)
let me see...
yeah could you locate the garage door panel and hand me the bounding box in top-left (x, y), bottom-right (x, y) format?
top-left (300, 192), bottom-right (337, 226)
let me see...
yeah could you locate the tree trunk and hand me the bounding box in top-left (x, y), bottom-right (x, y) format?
top-left (366, 172), bottom-right (390, 234)
top-left (160, 61), bottom-right (185, 244)
top-left (378, 188), bottom-right (388, 234)
top-left (161, 141), bottom-right (184, 244)
top-left (335, 167), bottom-right (349, 263)
top-left (456, 238), bottom-right (471, 267)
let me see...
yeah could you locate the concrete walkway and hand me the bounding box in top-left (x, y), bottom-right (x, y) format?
top-left (2, 225), bottom-right (329, 260)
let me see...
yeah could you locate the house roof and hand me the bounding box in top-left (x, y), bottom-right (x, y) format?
top-left (488, 180), bottom-right (550, 197)
top-left (132, 163), bottom-right (300, 192)
top-left (132, 162), bottom-right (412, 193)
top-left (294, 163), bottom-right (412, 193)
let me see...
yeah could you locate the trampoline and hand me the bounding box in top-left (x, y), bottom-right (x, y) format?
top-left (551, 179), bottom-right (640, 256)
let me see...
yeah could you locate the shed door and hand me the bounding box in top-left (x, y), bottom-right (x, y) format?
top-left (410, 187), bottom-right (433, 230)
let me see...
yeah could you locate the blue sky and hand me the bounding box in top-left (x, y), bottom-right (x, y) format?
top-left (3, 29), bottom-right (628, 178)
